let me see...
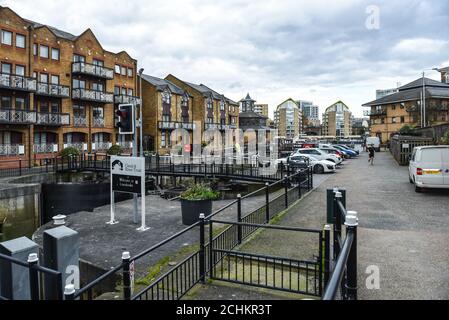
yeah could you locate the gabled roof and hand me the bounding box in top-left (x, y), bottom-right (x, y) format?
top-left (363, 77), bottom-right (449, 106)
top-left (277, 98), bottom-right (299, 110)
top-left (140, 74), bottom-right (187, 96)
top-left (24, 18), bottom-right (78, 41)
top-left (239, 110), bottom-right (268, 119)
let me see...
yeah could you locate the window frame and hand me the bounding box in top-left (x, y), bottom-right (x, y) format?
top-left (51, 48), bottom-right (60, 61)
top-left (1, 30), bottom-right (12, 46)
top-left (115, 64), bottom-right (121, 74)
top-left (15, 34), bottom-right (26, 49)
top-left (39, 44), bottom-right (49, 59)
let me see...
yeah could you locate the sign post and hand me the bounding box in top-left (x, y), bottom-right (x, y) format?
top-left (109, 155), bottom-right (149, 231)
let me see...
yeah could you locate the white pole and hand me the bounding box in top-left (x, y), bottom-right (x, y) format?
top-left (107, 172), bottom-right (118, 225)
top-left (422, 72), bottom-right (426, 127)
top-left (137, 158), bottom-right (149, 231)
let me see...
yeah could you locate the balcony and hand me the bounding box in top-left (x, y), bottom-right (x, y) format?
top-left (0, 144), bottom-right (25, 156)
top-left (204, 123), bottom-right (222, 130)
top-left (92, 142), bottom-right (112, 151)
top-left (116, 141), bottom-right (133, 149)
top-left (92, 117), bottom-right (105, 127)
top-left (158, 121), bottom-right (196, 130)
top-left (71, 62), bottom-right (114, 80)
top-left (0, 73), bottom-right (37, 92)
top-left (364, 109), bottom-right (387, 116)
top-left (63, 142), bottom-right (88, 151)
top-left (36, 83), bottom-right (70, 98)
top-left (221, 124), bottom-right (237, 130)
top-left (36, 112), bottom-right (70, 126)
top-left (73, 116), bottom-right (88, 127)
top-left (0, 109), bottom-right (36, 124)
top-left (34, 144), bottom-right (58, 154)
top-left (72, 88), bottom-right (114, 104)
top-left (114, 95), bottom-right (141, 105)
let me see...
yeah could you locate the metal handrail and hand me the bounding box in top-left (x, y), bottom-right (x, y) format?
top-left (0, 252), bottom-right (61, 276)
top-left (322, 231), bottom-right (355, 300)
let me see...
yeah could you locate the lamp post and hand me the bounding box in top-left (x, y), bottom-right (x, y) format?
top-left (422, 67), bottom-right (440, 128)
top-left (138, 68), bottom-right (144, 156)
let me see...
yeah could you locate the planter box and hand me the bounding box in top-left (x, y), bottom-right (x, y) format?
top-left (180, 199), bottom-right (212, 225)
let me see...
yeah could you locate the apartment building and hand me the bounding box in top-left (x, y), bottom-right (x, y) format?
top-left (321, 101), bottom-right (352, 137)
top-left (165, 74), bottom-right (239, 133)
top-left (274, 98), bottom-right (302, 139)
top-left (0, 6), bottom-right (138, 165)
top-left (140, 74), bottom-right (194, 154)
top-left (363, 77), bottom-right (449, 143)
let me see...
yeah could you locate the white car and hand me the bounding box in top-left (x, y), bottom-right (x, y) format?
top-left (298, 154), bottom-right (336, 174)
top-left (409, 146), bottom-right (449, 193)
top-left (292, 148), bottom-right (343, 165)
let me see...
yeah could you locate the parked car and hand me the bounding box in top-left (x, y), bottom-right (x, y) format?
top-left (336, 144), bottom-right (360, 156)
top-left (408, 146), bottom-right (449, 193)
top-left (275, 155), bottom-right (309, 170)
top-left (319, 147), bottom-right (345, 160)
top-left (292, 148), bottom-right (343, 164)
top-left (299, 154), bottom-right (336, 174)
top-left (332, 145), bottom-right (357, 158)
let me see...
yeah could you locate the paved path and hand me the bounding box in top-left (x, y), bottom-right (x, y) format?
top-left (190, 152), bottom-right (449, 300)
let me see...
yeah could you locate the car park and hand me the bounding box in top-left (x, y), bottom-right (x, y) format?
top-left (292, 148), bottom-right (343, 164)
top-left (336, 144), bottom-right (360, 155)
top-left (408, 146), bottom-right (449, 193)
top-left (332, 145), bottom-right (357, 158)
top-left (319, 147), bottom-right (345, 160)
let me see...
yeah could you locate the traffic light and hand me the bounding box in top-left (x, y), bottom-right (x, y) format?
top-left (116, 104), bottom-right (134, 134)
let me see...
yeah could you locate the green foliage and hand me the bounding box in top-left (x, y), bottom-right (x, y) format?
top-left (180, 183), bottom-right (220, 201)
top-left (59, 147), bottom-right (80, 157)
top-left (398, 125), bottom-right (418, 136)
top-left (443, 130), bottom-right (449, 145)
top-left (107, 144), bottom-right (123, 156)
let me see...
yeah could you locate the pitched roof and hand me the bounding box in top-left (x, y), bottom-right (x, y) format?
top-left (239, 111), bottom-right (267, 119)
top-left (24, 18), bottom-right (78, 41)
top-left (363, 77), bottom-right (449, 106)
top-left (140, 74), bottom-right (186, 95)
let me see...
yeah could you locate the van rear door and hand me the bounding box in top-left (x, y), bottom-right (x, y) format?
top-left (441, 148), bottom-right (449, 185)
top-left (419, 148), bottom-right (444, 185)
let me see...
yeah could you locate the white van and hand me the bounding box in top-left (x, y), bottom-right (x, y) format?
top-left (409, 146), bottom-right (449, 193)
top-left (366, 137), bottom-right (380, 152)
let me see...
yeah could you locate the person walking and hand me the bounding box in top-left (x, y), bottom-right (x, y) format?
top-left (368, 145), bottom-right (375, 165)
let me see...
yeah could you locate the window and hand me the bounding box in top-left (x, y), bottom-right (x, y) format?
top-left (1, 30), bottom-right (12, 45)
top-left (93, 59), bottom-right (104, 66)
top-left (51, 48), bottom-right (60, 60)
top-left (114, 86), bottom-right (120, 95)
top-left (73, 105), bottom-right (85, 117)
top-left (115, 64), bottom-right (121, 74)
top-left (16, 34), bottom-right (25, 48)
top-left (92, 82), bottom-right (104, 91)
top-left (51, 102), bottom-right (60, 113)
top-left (51, 75), bottom-right (59, 85)
top-left (391, 105), bottom-right (396, 110)
top-left (1, 96), bottom-right (11, 109)
top-left (161, 132), bottom-right (166, 147)
top-left (121, 66), bottom-right (126, 76)
top-left (39, 45), bottom-right (49, 58)
top-left (121, 87), bottom-right (127, 95)
top-left (15, 97), bottom-right (25, 110)
top-left (220, 101), bottom-right (225, 111)
top-left (40, 101), bottom-right (49, 113)
top-left (1, 63), bottom-right (11, 74)
top-left (400, 116), bottom-right (405, 123)
top-left (40, 73), bottom-right (48, 83)
top-left (32, 72), bottom-right (37, 79)
top-left (392, 117), bottom-right (397, 124)
top-left (127, 68), bottom-right (133, 77)
top-left (93, 106), bottom-right (104, 118)
top-left (33, 44), bottom-right (38, 56)
top-left (15, 65), bottom-right (25, 76)
top-left (73, 54), bottom-right (85, 63)
top-left (72, 79), bottom-right (86, 89)
top-left (128, 88), bottom-right (133, 96)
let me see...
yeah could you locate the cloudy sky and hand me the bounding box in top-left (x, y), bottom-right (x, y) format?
top-left (3, 0), bottom-right (449, 118)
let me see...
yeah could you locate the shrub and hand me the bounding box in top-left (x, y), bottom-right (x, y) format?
top-left (180, 184), bottom-right (220, 201)
top-left (59, 147), bottom-right (80, 157)
top-left (398, 125), bottom-right (418, 136)
top-left (107, 144), bottom-right (123, 156)
top-left (443, 130), bottom-right (449, 145)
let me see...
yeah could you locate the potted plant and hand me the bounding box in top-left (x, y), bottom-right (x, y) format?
top-left (180, 184), bottom-right (219, 225)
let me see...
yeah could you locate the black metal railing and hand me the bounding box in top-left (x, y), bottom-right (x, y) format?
top-left (0, 252), bottom-right (62, 300)
top-left (322, 188), bottom-right (358, 300)
top-left (71, 62), bottom-right (114, 80)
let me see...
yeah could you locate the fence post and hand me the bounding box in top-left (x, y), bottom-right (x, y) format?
top-left (209, 219), bottom-right (213, 278)
top-left (333, 190), bottom-right (343, 260)
top-left (199, 213), bottom-right (206, 283)
top-left (237, 194), bottom-right (242, 244)
top-left (284, 175), bottom-right (288, 208)
top-left (122, 251), bottom-right (131, 300)
top-left (94, 153), bottom-right (97, 171)
top-left (28, 253), bottom-right (40, 300)
top-left (19, 159), bottom-right (22, 176)
top-left (323, 224), bottom-right (331, 289)
top-left (345, 211), bottom-right (358, 300)
top-left (310, 166), bottom-right (314, 190)
top-left (298, 171), bottom-right (302, 199)
top-left (265, 182), bottom-right (270, 223)
top-left (64, 284), bottom-right (75, 300)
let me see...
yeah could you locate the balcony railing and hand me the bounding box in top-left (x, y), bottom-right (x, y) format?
top-left (92, 117), bottom-right (105, 127)
top-left (204, 123), bottom-right (222, 130)
top-left (63, 142), bottom-right (88, 151)
top-left (73, 116), bottom-right (88, 127)
top-left (37, 112), bottom-right (70, 126)
top-left (36, 83), bottom-right (70, 98)
top-left (92, 142), bottom-right (112, 151)
top-left (116, 141), bottom-right (133, 149)
top-left (221, 124), bottom-right (237, 130)
top-left (0, 109), bottom-right (36, 124)
top-left (114, 95), bottom-right (141, 105)
top-left (0, 144), bottom-right (25, 156)
top-left (72, 62), bottom-right (114, 80)
top-left (0, 73), bottom-right (37, 92)
top-left (34, 144), bottom-right (58, 154)
top-left (158, 121), bottom-right (196, 130)
top-left (364, 109), bottom-right (387, 116)
top-left (72, 88), bottom-right (114, 103)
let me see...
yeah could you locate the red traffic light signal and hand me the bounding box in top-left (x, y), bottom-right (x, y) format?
top-left (116, 104), bottom-right (134, 135)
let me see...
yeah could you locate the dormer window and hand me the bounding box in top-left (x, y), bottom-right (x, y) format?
top-left (206, 98), bottom-right (213, 109)
top-left (220, 101), bottom-right (225, 111)
top-left (162, 89), bottom-right (171, 122)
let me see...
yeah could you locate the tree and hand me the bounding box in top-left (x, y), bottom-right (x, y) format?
top-left (107, 145), bottom-right (123, 156)
top-left (398, 125), bottom-right (417, 136)
top-left (59, 147), bottom-right (80, 157)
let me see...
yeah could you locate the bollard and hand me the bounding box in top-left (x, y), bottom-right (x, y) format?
top-left (27, 253), bottom-right (39, 300)
top-left (345, 211), bottom-right (358, 300)
top-left (237, 195), bottom-right (242, 244)
top-left (323, 225), bottom-right (331, 288)
top-left (265, 183), bottom-right (270, 223)
top-left (199, 214), bottom-right (206, 283)
top-left (122, 251), bottom-right (131, 300)
top-left (64, 284), bottom-right (75, 300)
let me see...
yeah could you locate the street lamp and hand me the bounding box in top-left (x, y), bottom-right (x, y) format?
top-left (421, 67), bottom-right (439, 128)
top-left (138, 68), bottom-right (144, 156)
